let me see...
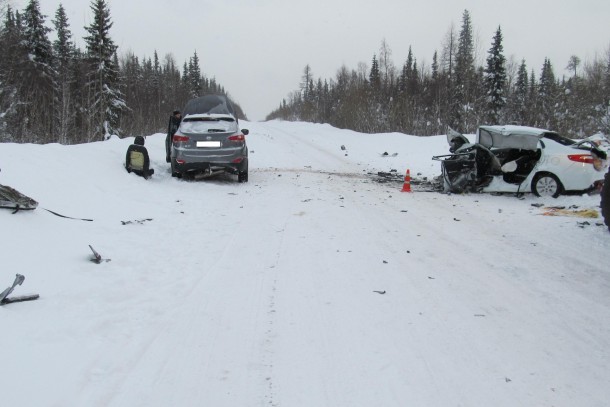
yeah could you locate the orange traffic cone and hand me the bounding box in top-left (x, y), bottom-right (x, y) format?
top-left (401, 169), bottom-right (412, 192)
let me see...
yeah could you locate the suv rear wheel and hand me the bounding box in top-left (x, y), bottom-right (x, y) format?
top-left (170, 161), bottom-right (182, 178)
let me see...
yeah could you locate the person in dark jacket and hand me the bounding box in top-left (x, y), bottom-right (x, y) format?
top-left (166, 110), bottom-right (182, 162)
top-left (126, 136), bottom-right (154, 179)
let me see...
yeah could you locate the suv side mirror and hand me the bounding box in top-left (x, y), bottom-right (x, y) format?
top-left (242, 129), bottom-right (249, 135)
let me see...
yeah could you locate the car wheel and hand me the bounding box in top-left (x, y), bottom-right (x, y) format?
top-left (170, 162), bottom-right (181, 178)
top-left (238, 170), bottom-right (248, 183)
top-left (601, 169), bottom-right (610, 231)
top-left (532, 173), bottom-right (563, 198)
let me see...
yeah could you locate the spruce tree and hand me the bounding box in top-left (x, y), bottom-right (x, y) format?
top-left (23, 0), bottom-right (53, 68)
top-left (511, 60), bottom-right (528, 125)
top-left (537, 58), bottom-right (556, 128)
top-left (484, 26), bottom-right (507, 124)
top-left (527, 69), bottom-right (538, 124)
top-left (188, 51), bottom-right (202, 97)
top-left (369, 55), bottom-right (381, 90)
top-left (84, 0), bottom-right (125, 139)
top-left (453, 9), bottom-right (475, 131)
top-left (52, 4), bottom-right (75, 143)
top-left (0, 6), bottom-right (27, 141)
top-left (22, 0), bottom-right (55, 141)
top-left (404, 47), bottom-right (415, 95)
top-left (152, 50), bottom-right (161, 118)
top-left (301, 64), bottom-right (313, 100)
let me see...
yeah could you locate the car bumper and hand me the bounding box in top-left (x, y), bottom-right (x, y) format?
top-left (172, 156), bottom-right (248, 174)
top-left (172, 145), bottom-right (248, 173)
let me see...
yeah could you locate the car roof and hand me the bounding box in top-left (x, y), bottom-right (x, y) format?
top-left (477, 125), bottom-right (554, 150)
top-left (183, 113), bottom-right (235, 120)
top-left (479, 125), bottom-right (550, 137)
top-left (183, 95), bottom-right (235, 117)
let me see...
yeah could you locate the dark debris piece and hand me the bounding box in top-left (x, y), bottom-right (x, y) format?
top-left (121, 218), bottom-right (153, 225)
top-left (89, 245), bottom-right (111, 264)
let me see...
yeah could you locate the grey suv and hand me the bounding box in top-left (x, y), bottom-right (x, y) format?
top-left (170, 95), bottom-right (249, 182)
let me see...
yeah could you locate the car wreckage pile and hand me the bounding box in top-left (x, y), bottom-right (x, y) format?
top-left (432, 125), bottom-right (608, 198)
top-left (0, 183), bottom-right (38, 212)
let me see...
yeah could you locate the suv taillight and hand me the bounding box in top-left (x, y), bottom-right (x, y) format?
top-left (228, 134), bottom-right (245, 142)
top-left (173, 135), bottom-right (189, 142)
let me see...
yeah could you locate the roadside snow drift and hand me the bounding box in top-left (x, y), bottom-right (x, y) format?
top-left (1, 120), bottom-right (609, 407)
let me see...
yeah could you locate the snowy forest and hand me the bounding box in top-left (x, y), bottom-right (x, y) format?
top-left (1, 3), bottom-right (609, 144)
top-left (0, 0), bottom-right (244, 144)
top-left (267, 10), bottom-right (610, 138)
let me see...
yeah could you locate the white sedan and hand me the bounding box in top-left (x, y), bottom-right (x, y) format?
top-left (433, 125), bottom-right (608, 197)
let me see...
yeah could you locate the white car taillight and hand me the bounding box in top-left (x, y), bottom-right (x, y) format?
top-left (568, 154), bottom-right (606, 172)
top-left (568, 154), bottom-right (594, 164)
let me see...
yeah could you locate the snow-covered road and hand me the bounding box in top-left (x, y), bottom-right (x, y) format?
top-left (1, 121), bottom-right (609, 406)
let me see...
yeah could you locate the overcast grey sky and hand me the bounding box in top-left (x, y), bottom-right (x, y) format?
top-left (12, 0), bottom-right (610, 120)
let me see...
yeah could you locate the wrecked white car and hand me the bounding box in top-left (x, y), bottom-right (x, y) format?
top-left (432, 125), bottom-right (607, 197)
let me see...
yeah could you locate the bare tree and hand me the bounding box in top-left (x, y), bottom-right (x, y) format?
top-left (378, 38), bottom-right (395, 88)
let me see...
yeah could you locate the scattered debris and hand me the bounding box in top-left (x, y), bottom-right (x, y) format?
top-left (531, 203), bottom-right (544, 208)
top-left (371, 172), bottom-right (443, 191)
top-left (383, 260), bottom-right (388, 264)
top-left (0, 184), bottom-right (38, 212)
top-left (43, 208), bottom-right (93, 221)
top-left (453, 218), bottom-right (461, 221)
top-left (541, 207), bottom-right (598, 218)
top-left (1, 274), bottom-right (39, 305)
top-left (121, 218), bottom-right (153, 225)
top-left (89, 245), bottom-right (111, 264)
top-left (373, 290), bottom-right (386, 294)
top-left (474, 314), bottom-right (486, 317)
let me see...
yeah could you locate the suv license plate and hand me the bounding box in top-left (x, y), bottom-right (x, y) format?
top-left (196, 141), bottom-right (221, 148)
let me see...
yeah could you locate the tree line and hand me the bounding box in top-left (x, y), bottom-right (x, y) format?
top-left (267, 10), bottom-right (610, 138)
top-left (0, 0), bottom-right (244, 144)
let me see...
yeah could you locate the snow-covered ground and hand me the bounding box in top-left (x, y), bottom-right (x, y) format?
top-left (1, 120), bottom-right (609, 406)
